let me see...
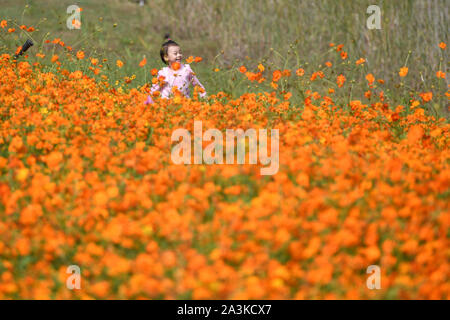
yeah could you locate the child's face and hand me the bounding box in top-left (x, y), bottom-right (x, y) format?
top-left (165, 45), bottom-right (183, 65)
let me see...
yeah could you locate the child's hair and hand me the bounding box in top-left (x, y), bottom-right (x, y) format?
top-left (159, 33), bottom-right (180, 65)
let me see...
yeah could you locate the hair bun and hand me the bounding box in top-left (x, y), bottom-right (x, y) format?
top-left (164, 33), bottom-right (171, 41)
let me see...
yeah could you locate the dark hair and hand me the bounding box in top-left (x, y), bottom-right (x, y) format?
top-left (159, 33), bottom-right (180, 64)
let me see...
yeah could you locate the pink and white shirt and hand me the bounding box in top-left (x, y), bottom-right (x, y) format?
top-left (144, 63), bottom-right (206, 104)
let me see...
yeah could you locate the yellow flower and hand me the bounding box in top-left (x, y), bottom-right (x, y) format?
top-left (16, 168), bottom-right (29, 182)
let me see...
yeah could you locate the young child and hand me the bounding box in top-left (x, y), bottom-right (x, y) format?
top-left (144, 35), bottom-right (207, 104)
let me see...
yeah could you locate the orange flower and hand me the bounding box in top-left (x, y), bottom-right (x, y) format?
top-left (325, 61), bottom-right (332, 68)
top-left (0, 20), bottom-right (7, 28)
top-left (356, 58), bottom-right (365, 65)
top-left (186, 56), bottom-right (194, 63)
top-left (366, 73), bottom-right (375, 85)
top-left (399, 67), bottom-right (408, 77)
top-left (436, 71), bottom-right (445, 79)
top-left (419, 92), bottom-right (432, 102)
top-left (19, 204), bottom-right (43, 225)
top-left (116, 60), bottom-right (124, 68)
top-left (407, 124), bottom-right (424, 144)
top-left (76, 51), bottom-right (85, 60)
top-left (139, 57), bottom-right (147, 67)
top-left (296, 68), bottom-right (305, 76)
top-left (272, 70), bottom-right (282, 82)
top-left (257, 64), bottom-right (265, 72)
top-left (171, 61), bottom-right (180, 70)
top-left (51, 55), bottom-right (59, 63)
top-left (239, 65), bottom-right (247, 73)
top-left (282, 69), bottom-right (291, 77)
top-left (45, 151), bottom-right (64, 169)
top-left (151, 68), bottom-right (158, 76)
top-left (8, 28), bottom-right (15, 33)
top-left (439, 42), bottom-right (446, 49)
top-left (194, 56), bottom-right (202, 63)
top-left (16, 238), bottom-right (31, 255)
top-left (90, 58), bottom-right (98, 65)
top-left (336, 74), bottom-right (346, 88)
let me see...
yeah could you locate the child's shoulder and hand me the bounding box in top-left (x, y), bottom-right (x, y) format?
top-left (183, 63), bottom-right (193, 71)
top-left (159, 66), bottom-right (170, 73)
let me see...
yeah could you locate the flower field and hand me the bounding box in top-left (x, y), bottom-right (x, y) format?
top-left (0, 48), bottom-right (449, 299)
top-left (1, 0), bottom-right (450, 299)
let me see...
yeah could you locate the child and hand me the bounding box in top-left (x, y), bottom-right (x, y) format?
top-left (144, 35), bottom-right (207, 104)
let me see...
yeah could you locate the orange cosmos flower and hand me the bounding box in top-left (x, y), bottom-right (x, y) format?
top-left (436, 71), bottom-right (445, 79)
top-left (139, 57), bottom-right (147, 67)
top-left (336, 74), bottom-right (346, 88)
top-left (258, 64), bottom-right (265, 72)
top-left (282, 69), bottom-right (291, 77)
top-left (296, 68), bottom-right (305, 76)
top-left (419, 92), bottom-right (432, 102)
top-left (171, 61), bottom-right (180, 70)
top-left (76, 51), bottom-right (85, 60)
top-left (116, 60), bottom-right (124, 68)
top-left (439, 42), bottom-right (446, 49)
top-left (151, 68), bottom-right (158, 76)
top-left (325, 61), bottom-right (332, 68)
top-left (366, 73), bottom-right (375, 85)
top-left (399, 67), bottom-right (408, 77)
top-left (186, 56), bottom-right (194, 63)
top-left (356, 58), bottom-right (365, 65)
top-left (8, 28), bottom-right (15, 33)
top-left (272, 70), bottom-right (282, 82)
top-left (194, 56), bottom-right (202, 63)
top-left (51, 55), bottom-right (59, 63)
top-left (239, 66), bottom-right (247, 73)
top-left (0, 20), bottom-right (7, 28)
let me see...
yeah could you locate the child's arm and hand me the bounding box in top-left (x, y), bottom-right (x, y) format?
top-left (187, 65), bottom-right (207, 98)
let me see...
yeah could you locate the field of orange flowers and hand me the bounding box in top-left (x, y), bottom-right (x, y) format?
top-left (0, 48), bottom-right (449, 299)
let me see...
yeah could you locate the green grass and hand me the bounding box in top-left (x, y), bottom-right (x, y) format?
top-left (0, 0), bottom-right (448, 119)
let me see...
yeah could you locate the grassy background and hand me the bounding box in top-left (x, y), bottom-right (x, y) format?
top-left (0, 0), bottom-right (449, 117)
